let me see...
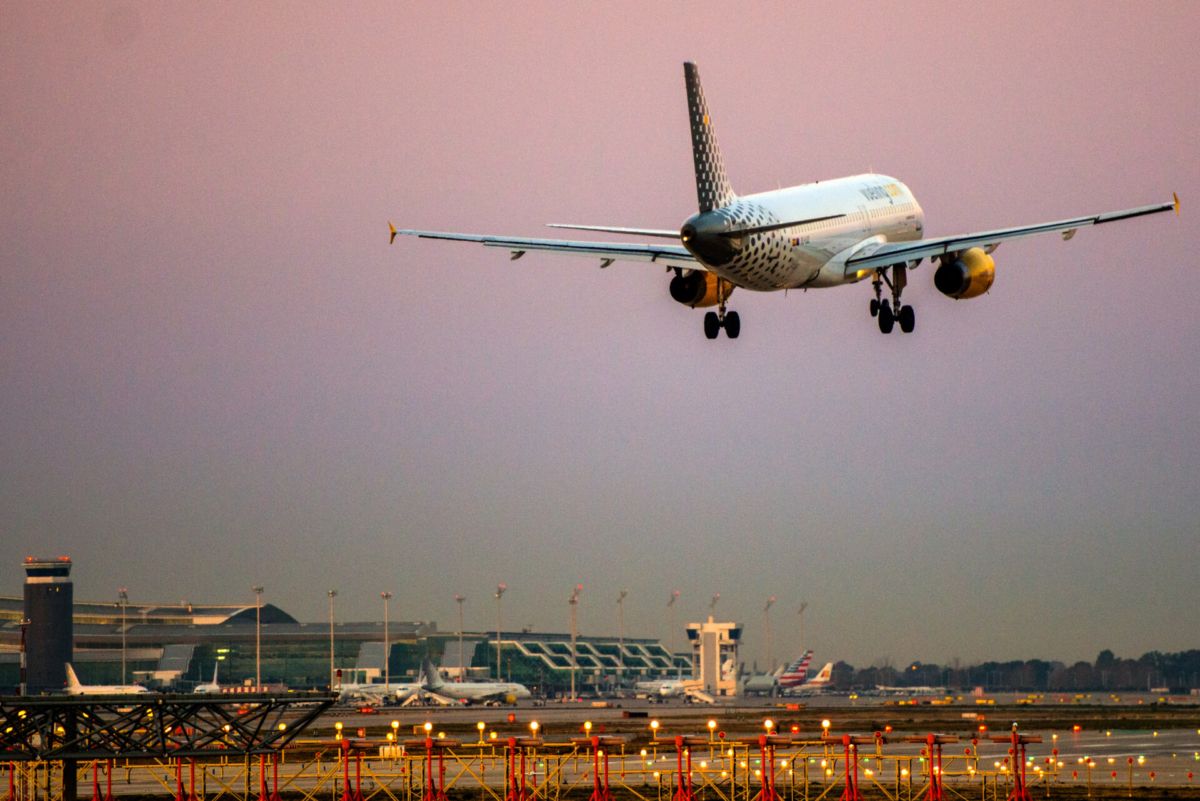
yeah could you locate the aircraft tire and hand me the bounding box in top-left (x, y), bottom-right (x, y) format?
top-left (898, 305), bottom-right (915, 333)
top-left (704, 311), bottom-right (720, 339)
top-left (878, 303), bottom-right (895, 334)
top-left (724, 311), bottom-right (741, 339)
top-left (870, 298), bottom-right (879, 317)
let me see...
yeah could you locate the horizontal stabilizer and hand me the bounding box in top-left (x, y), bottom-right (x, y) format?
top-left (546, 224), bottom-right (680, 239)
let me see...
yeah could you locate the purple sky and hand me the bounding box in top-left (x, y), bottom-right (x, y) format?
top-left (2, 3), bottom-right (1197, 670)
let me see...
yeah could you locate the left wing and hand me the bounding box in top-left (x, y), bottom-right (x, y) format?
top-left (844, 195), bottom-right (1178, 274)
top-left (390, 223), bottom-right (701, 270)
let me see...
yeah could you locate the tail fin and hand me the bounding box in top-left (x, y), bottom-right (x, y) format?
top-left (212, 661), bottom-right (219, 685)
top-left (684, 62), bottom-right (736, 212)
top-left (422, 657), bottom-right (444, 690)
top-left (65, 663), bottom-right (81, 690)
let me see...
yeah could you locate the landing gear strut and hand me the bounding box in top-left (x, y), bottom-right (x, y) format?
top-left (704, 285), bottom-right (740, 339)
top-left (872, 266), bottom-right (915, 334)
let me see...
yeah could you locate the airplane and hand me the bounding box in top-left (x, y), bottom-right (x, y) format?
top-left (193, 661), bottom-right (222, 694)
top-left (777, 649), bottom-right (815, 689)
top-left (741, 665), bottom-right (785, 695)
top-left (390, 62), bottom-right (1178, 339)
top-left (873, 684), bottom-right (948, 697)
top-left (337, 672), bottom-right (426, 706)
top-left (420, 658), bottom-right (531, 705)
top-left (64, 663), bottom-right (150, 696)
top-left (781, 662), bottom-right (834, 696)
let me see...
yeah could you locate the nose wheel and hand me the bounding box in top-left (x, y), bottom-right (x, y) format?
top-left (872, 267), bottom-right (915, 334)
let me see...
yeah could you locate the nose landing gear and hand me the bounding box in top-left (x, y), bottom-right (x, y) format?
top-left (871, 266), bottom-right (915, 334)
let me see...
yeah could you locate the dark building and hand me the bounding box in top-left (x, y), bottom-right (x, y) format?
top-left (23, 556), bottom-right (73, 692)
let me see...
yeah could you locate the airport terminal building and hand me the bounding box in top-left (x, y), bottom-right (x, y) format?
top-left (0, 593), bottom-right (688, 695)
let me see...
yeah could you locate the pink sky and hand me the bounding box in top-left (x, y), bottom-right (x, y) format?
top-left (2, 3), bottom-right (1197, 668)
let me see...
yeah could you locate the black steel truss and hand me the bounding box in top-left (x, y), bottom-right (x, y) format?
top-left (0, 694), bottom-right (335, 761)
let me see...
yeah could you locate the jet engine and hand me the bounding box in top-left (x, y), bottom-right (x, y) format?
top-left (933, 247), bottom-right (995, 299)
top-left (669, 270), bottom-right (735, 308)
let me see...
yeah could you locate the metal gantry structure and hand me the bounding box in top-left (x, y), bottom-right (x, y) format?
top-left (0, 693), bottom-right (334, 801)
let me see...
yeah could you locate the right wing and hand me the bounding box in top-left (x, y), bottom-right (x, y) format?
top-left (390, 223), bottom-right (701, 271)
top-left (845, 195), bottom-right (1178, 274)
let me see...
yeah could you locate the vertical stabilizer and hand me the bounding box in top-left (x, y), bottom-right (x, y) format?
top-left (422, 657), bottom-right (444, 690)
top-left (65, 662), bottom-right (81, 690)
top-left (684, 62), bottom-right (736, 212)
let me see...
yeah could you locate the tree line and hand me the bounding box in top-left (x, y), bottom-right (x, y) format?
top-left (829, 649), bottom-right (1200, 692)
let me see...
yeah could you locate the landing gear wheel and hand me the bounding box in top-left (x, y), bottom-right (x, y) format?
top-left (898, 304), bottom-right (915, 333)
top-left (870, 298), bottom-right (879, 317)
top-left (878, 303), bottom-right (895, 334)
top-left (724, 311), bottom-right (740, 339)
top-left (703, 311), bottom-right (720, 339)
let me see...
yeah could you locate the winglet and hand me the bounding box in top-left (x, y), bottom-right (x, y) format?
top-left (1174, 192), bottom-right (1180, 216)
top-left (388, 221), bottom-right (397, 244)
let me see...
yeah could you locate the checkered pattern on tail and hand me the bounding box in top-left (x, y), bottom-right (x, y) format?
top-left (685, 62), bottom-right (736, 212)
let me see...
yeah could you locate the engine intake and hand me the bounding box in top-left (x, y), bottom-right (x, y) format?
top-left (934, 247), bottom-right (995, 299)
top-left (669, 270), bottom-right (734, 308)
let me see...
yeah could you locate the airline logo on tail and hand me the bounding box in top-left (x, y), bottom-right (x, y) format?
top-left (778, 650), bottom-right (814, 688)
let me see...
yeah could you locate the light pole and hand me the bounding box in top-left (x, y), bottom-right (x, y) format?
top-left (252, 586), bottom-right (264, 689)
top-left (763, 595), bottom-right (776, 672)
top-left (709, 593), bottom-right (720, 612)
top-left (666, 589), bottom-right (680, 657)
top-left (494, 583), bottom-right (507, 680)
top-left (118, 587), bottom-right (129, 684)
top-left (569, 584), bottom-right (582, 700)
top-left (327, 590), bottom-right (337, 689)
top-left (616, 589), bottom-right (628, 689)
top-left (797, 601), bottom-right (809, 653)
top-left (381, 591), bottom-right (393, 688)
top-left (454, 594), bottom-right (466, 682)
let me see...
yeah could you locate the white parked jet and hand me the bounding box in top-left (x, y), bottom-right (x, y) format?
top-left (390, 62), bottom-right (1178, 338)
top-left (782, 662), bottom-right (834, 696)
top-left (421, 658), bottom-right (531, 705)
top-left (193, 661), bottom-right (223, 694)
top-left (65, 663), bottom-right (150, 696)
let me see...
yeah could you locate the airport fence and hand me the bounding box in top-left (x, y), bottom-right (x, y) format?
top-left (4, 731), bottom-right (1194, 801)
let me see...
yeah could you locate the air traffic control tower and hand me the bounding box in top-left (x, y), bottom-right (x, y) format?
top-left (23, 556), bottom-right (74, 693)
top-left (686, 616), bottom-right (742, 696)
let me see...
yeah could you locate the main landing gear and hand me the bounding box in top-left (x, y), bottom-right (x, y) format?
top-left (703, 287), bottom-right (740, 339)
top-left (870, 266), bottom-right (915, 334)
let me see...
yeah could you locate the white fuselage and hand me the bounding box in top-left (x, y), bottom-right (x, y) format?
top-left (686, 174), bottom-right (924, 291)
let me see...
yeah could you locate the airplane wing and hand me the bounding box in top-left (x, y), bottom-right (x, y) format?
top-left (844, 195), bottom-right (1178, 274)
top-left (390, 224), bottom-right (702, 271)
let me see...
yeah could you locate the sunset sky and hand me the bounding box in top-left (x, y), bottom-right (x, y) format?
top-left (2, 3), bottom-right (1197, 669)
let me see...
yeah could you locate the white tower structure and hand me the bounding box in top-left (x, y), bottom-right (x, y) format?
top-left (686, 615), bottom-right (741, 696)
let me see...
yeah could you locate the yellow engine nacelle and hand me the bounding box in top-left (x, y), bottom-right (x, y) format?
top-left (669, 270), bottom-right (736, 308)
top-left (934, 247), bottom-right (995, 299)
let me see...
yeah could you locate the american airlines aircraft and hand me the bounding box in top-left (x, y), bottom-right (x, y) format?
top-left (390, 62), bottom-right (1178, 338)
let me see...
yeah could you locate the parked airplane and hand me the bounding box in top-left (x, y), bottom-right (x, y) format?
top-left (193, 661), bottom-right (222, 694)
top-left (421, 658), bottom-right (531, 705)
top-left (337, 674), bottom-right (425, 706)
top-left (64, 663), bottom-right (150, 696)
top-left (390, 62), bottom-right (1178, 339)
top-left (781, 662), bottom-right (834, 695)
top-left (778, 650), bottom-right (815, 689)
top-left (873, 685), bottom-right (948, 697)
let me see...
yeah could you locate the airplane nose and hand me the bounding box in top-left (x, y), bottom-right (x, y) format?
top-left (680, 211), bottom-right (740, 266)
